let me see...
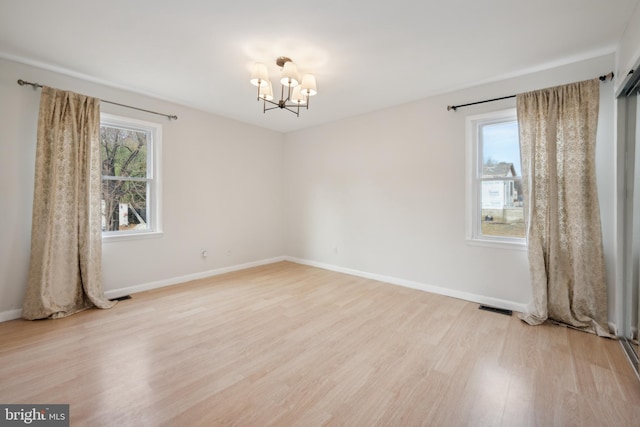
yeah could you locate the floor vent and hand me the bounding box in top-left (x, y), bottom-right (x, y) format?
top-left (109, 295), bottom-right (132, 302)
top-left (479, 305), bottom-right (512, 316)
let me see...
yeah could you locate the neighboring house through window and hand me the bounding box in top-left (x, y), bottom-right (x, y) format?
top-left (100, 114), bottom-right (162, 239)
top-left (466, 108), bottom-right (525, 247)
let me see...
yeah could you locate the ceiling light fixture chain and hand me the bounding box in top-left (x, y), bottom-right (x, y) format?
top-left (250, 56), bottom-right (317, 117)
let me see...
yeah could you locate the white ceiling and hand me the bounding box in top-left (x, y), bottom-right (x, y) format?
top-left (1, 0), bottom-right (638, 132)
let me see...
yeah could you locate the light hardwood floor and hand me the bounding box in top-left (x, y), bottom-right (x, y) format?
top-left (1, 261), bottom-right (639, 426)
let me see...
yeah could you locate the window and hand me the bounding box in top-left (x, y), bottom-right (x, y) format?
top-left (466, 109), bottom-right (525, 247)
top-left (100, 114), bottom-right (162, 238)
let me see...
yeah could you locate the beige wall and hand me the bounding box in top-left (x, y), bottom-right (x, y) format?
top-left (0, 53), bottom-right (621, 326)
top-left (284, 54), bottom-right (616, 319)
top-left (0, 58), bottom-right (285, 319)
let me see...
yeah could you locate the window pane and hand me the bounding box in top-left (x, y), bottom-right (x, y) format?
top-left (467, 110), bottom-right (525, 245)
top-left (481, 220), bottom-right (525, 238)
top-left (479, 120), bottom-right (525, 240)
top-left (481, 178), bottom-right (524, 238)
top-left (100, 125), bottom-right (148, 178)
top-left (481, 121), bottom-right (520, 177)
top-left (101, 180), bottom-right (149, 232)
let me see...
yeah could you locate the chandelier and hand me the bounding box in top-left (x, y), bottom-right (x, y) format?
top-left (250, 56), bottom-right (317, 117)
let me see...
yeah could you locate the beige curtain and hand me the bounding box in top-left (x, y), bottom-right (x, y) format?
top-left (517, 79), bottom-right (610, 336)
top-left (22, 87), bottom-right (115, 320)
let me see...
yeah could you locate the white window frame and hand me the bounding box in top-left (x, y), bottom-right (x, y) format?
top-left (100, 113), bottom-right (163, 241)
top-left (465, 108), bottom-right (526, 249)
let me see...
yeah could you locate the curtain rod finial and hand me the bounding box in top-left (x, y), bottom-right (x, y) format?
top-left (599, 72), bottom-right (614, 82)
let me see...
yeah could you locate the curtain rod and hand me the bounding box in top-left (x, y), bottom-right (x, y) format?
top-left (17, 79), bottom-right (178, 120)
top-left (446, 72), bottom-right (614, 112)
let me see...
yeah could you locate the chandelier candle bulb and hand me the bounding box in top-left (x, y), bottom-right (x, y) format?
top-left (250, 63), bottom-right (269, 87)
top-left (259, 81), bottom-right (274, 101)
top-left (290, 86), bottom-right (307, 105)
top-left (280, 61), bottom-right (299, 87)
top-left (300, 74), bottom-right (317, 96)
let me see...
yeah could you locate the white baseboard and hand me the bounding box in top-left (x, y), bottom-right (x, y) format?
top-left (5, 256), bottom-right (616, 326)
top-left (285, 256), bottom-right (528, 313)
top-left (0, 308), bottom-right (23, 323)
top-left (3, 255), bottom-right (618, 331)
top-left (0, 256), bottom-right (287, 323)
top-left (104, 256), bottom-right (287, 299)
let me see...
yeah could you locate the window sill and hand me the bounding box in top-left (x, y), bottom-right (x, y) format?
top-left (102, 230), bottom-right (164, 243)
top-left (466, 238), bottom-right (527, 251)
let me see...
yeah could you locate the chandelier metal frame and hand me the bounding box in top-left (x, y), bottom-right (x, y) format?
top-left (250, 56), bottom-right (317, 117)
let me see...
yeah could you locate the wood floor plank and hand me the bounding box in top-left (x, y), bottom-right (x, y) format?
top-left (0, 261), bottom-right (638, 426)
